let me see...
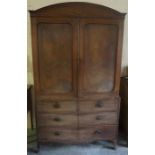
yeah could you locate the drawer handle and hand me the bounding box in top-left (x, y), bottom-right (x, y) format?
top-left (53, 102), bottom-right (60, 108)
top-left (95, 100), bottom-right (104, 108)
top-left (94, 130), bottom-right (102, 135)
top-left (53, 131), bottom-right (61, 136)
top-left (53, 117), bottom-right (62, 122)
top-left (96, 115), bottom-right (103, 120)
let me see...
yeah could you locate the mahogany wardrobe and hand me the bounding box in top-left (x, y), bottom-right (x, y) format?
top-left (30, 2), bottom-right (125, 149)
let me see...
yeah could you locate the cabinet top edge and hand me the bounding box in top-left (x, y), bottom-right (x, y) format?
top-left (29, 2), bottom-right (126, 19)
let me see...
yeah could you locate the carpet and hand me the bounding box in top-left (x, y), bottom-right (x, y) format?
top-left (28, 141), bottom-right (127, 155)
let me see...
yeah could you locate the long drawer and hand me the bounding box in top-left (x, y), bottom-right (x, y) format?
top-left (79, 125), bottom-right (117, 142)
top-left (79, 112), bottom-right (118, 127)
top-left (38, 127), bottom-right (78, 142)
top-left (37, 113), bottom-right (78, 127)
top-left (79, 99), bottom-right (118, 114)
top-left (37, 100), bottom-right (77, 113)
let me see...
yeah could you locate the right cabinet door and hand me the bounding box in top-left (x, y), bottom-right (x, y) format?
top-left (79, 19), bottom-right (120, 96)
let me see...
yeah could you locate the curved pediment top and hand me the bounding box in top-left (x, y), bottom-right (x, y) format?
top-left (30, 2), bottom-right (126, 19)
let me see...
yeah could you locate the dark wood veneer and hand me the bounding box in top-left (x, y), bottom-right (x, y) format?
top-left (30, 2), bottom-right (125, 148)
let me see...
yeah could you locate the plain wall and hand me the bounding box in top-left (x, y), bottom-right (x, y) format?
top-left (27, 0), bottom-right (128, 84)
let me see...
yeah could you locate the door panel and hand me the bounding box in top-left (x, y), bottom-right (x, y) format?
top-left (79, 19), bottom-right (118, 95)
top-left (36, 19), bottom-right (78, 96)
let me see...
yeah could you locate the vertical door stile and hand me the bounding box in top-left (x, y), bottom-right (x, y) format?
top-left (72, 19), bottom-right (78, 98)
top-left (77, 19), bottom-right (80, 98)
top-left (78, 19), bottom-right (84, 97)
top-left (77, 18), bottom-right (80, 132)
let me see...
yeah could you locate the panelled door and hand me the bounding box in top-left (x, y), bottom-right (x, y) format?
top-left (34, 18), bottom-right (78, 98)
top-left (33, 17), bottom-right (121, 98)
top-left (79, 19), bottom-right (119, 97)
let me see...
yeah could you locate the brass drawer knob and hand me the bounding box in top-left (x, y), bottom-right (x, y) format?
top-left (96, 115), bottom-right (103, 120)
top-left (53, 117), bottom-right (62, 122)
top-left (94, 130), bottom-right (102, 135)
top-left (53, 131), bottom-right (61, 136)
top-left (53, 102), bottom-right (60, 108)
top-left (95, 100), bottom-right (104, 108)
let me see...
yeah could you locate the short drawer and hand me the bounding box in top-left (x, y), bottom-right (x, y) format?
top-left (37, 113), bottom-right (78, 127)
top-left (37, 100), bottom-right (77, 113)
top-left (79, 126), bottom-right (117, 142)
top-left (79, 112), bottom-right (118, 127)
top-left (38, 127), bottom-right (78, 142)
top-left (79, 99), bottom-right (118, 114)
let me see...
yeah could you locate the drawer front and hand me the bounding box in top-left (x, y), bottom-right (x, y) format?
top-left (37, 101), bottom-right (77, 113)
top-left (79, 99), bottom-right (118, 114)
top-left (79, 112), bottom-right (118, 127)
top-left (79, 126), bottom-right (117, 142)
top-left (38, 127), bottom-right (77, 142)
top-left (37, 113), bottom-right (78, 127)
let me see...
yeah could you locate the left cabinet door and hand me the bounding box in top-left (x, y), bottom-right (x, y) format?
top-left (31, 18), bottom-right (78, 98)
